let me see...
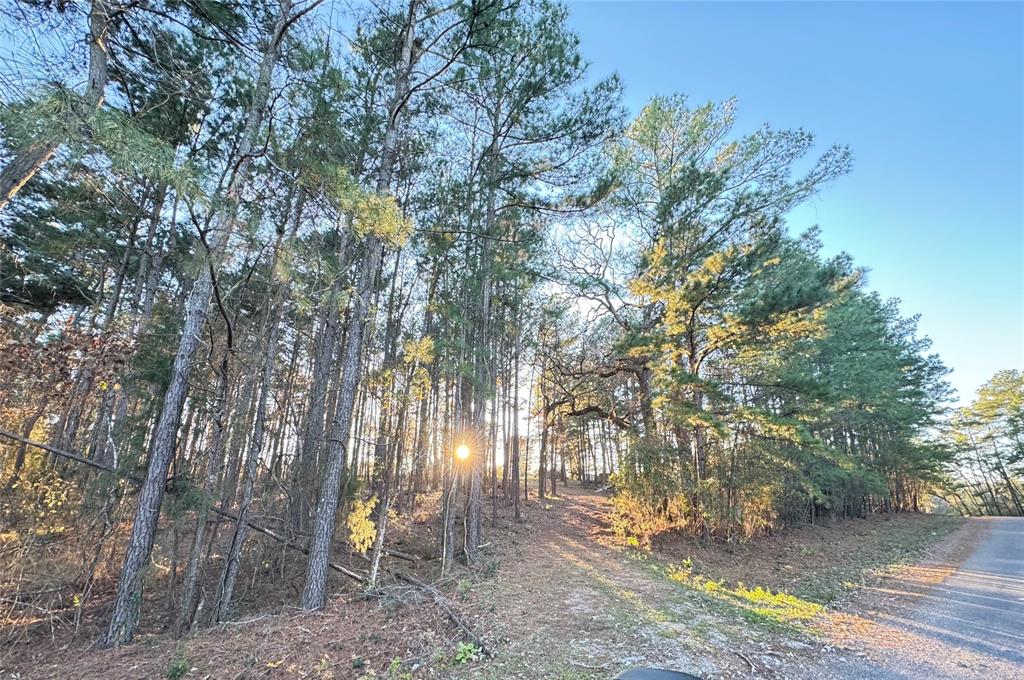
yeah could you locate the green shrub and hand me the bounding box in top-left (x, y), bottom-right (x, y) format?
top-left (454, 641), bottom-right (481, 664)
top-left (166, 655), bottom-right (189, 680)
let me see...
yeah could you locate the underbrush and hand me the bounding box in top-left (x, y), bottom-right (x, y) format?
top-left (0, 476), bottom-right (451, 674)
top-left (1, 467), bottom-right (128, 653)
top-left (634, 511), bottom-right (964, 632)
top-left (663, 563), bottom-right (823, 629)
top-left (608, 472), bottom-right (791, 547)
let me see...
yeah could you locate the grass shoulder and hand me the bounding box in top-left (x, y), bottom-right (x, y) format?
top-left (626, 512), bottom-right (964, 633)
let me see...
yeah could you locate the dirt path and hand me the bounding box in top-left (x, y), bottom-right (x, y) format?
top-left (455, 486), bottom-right (828, 679)
top-left (456, 484), bottom-right (1008, 680)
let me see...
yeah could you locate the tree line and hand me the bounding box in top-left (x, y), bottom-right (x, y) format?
top-left (940, 371), bottom-right (1024, 517)
top-left (0, 0), bottom-right (1012, 653)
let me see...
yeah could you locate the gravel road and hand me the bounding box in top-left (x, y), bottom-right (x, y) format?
top-left (825, 516), bottom-right (1024, 679)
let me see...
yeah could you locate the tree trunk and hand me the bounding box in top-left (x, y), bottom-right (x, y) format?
top-left (0, 0), bottom-right (110, 212)
top-left (175, 354), bottom-right (229, 636)
top-left (290, 278), bottom-right (341, 531)
top-left (216, 312), bottom-right (281, 621)
top-left (411, 265), bottom-right (440, 495)
top-left (539, 409), bottom-right (548, 499)
top-left (100, 0), bottom-right (292, 647)
top-left (300, 0), bottom-right (418, 611)
top-left (511, 328), bottom-right (521, 520)
top-left (996, 460), bottom-right (1024, 516)
top-left (5, 399), bottom-right (48, 489)
top-left (215, 194), bottom-right (299, 620)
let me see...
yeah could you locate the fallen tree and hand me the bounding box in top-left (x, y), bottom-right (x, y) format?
top-left (0, 427), bottom-right (365, 583)
top-left (0, 427), bottom-right (491, 650)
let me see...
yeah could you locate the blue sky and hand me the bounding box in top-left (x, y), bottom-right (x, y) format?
top-left (566, 0), bottom-right (1023, 405)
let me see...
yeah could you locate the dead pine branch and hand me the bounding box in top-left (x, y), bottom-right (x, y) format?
top-left (393, 572), bottom-right (489, 656)
top-left (735, 650), bottom-right (757, 673)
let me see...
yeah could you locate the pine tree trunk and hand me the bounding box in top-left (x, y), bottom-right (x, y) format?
top-left (215, 190), bottom-right (301, 619)
top-left (175, 354), bottom-right (229, 637)
top-left (290, 279), bottom-right (341, 531)
top-left (300, 0), bottom-right (419, 611)
top-left (301, 240), bottom-right (383, 610)
top-left (370, 253), bottom-right (404, 513)
top-left (411, 266), bottom-right (440, 495)
top-left (0, 0), bottom-right (110, 212)
top-left (101, 264), bottom-right (218, 647)
top-left (466, 132), bottom-right (501, 556)
top-left (100, 0), bottom-right (292, 647)
top-left (539, 408), bottom-right (548, 500)
top-left (216, 311), bottom-right (281, 621)
top-left (511, 330), bottom-right (521, 520)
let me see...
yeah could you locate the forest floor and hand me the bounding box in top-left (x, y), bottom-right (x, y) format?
top-left (1, 483), bottom-right (974, 679)
top-left (443, 485), bottom-right (970, 680)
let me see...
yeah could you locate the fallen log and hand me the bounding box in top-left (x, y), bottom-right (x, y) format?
top-left (394, 571), bottom-right (489, 656)
top-left (383, 548), bottom-right (420, 562)
top-left (0, 427), bottom-right (128, 478)
top-left (209, 505), bottom-right (365, 583)
top-left (0, 428), bottom-right (365, 584)
top-left (353, 548), bottom-right (420, 564)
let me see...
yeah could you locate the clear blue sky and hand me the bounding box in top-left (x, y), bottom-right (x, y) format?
top-left (566, 1), bottom-right (1023, 406)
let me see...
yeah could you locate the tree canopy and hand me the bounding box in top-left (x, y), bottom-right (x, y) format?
top-left (0, 0), bottom-right (1005, 655)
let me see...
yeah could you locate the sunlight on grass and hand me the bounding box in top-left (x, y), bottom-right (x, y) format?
top-left (665, 564), bottom-right (823, 627)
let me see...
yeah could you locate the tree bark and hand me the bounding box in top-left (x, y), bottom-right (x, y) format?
top-left (0, 0), bottom-right (110, 212)
top-left (215, 193), bottom-right (299, 619)
top-left (175, 353), bottom-right (229, 637)
top-left (290, 278), bottom-right (341, 530)
top-left (215, 311), bottom-right (281, 621)
top-left (300, 0), bottom-right (418, 611)
top-left (100, 0), bottom-right (292, 647)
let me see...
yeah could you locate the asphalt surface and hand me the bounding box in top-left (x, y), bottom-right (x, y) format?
top-left (915, 517), bottom-right (1024, 669)
top-left (830, 516), bottom-right (1024, 679)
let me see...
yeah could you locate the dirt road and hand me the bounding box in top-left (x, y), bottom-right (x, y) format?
top-left (460, 487), bottom-right (1024, 680)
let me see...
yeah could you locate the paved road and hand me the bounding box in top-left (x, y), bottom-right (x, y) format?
top-left (914, 517), bottom-right (1024, 671)
top-left (830, 517), bottom-right (1024, 679)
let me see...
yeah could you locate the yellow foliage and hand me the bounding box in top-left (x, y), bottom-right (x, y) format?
top-left (666, 564), bottom-right (823, 625)
top-left (5, 466), bottom-right (75, 534)
top-left (346, 496), bottom-right (377, 554)
top-left (315, 165), bottom-right (413, 248)
top-left (700, 248), bottom-right (733, 278)
top-left (353, 193), bottom-right (413, 248)
top-left (610, 487), bottom-right (691, 549)
top-left (403, 336), bottom-right (435, 365)
top-left (409, 366), bottom-right (431, 401)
